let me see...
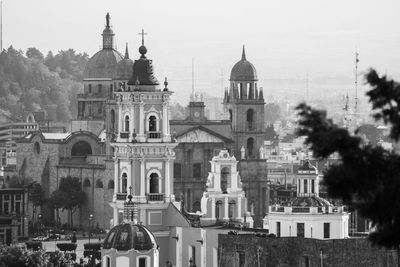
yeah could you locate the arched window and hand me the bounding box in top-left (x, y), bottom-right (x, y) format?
top-left (83, 178), bottom-right (91, 187)
top-left (247, 109), bottom-right (254, 130)
top-left (121, 173), bottom-right (127, 193)
top-left (220, 167), bottom-right (230, 193)
top-left (110, 110), bottom-right (115, 132)
top-left (125, 115), bottom-right (130, 132)
top-left (108, 180), bottom-right (114, 189)
top-left (229, 200), bottom-right (236, 219)
top-left (229, 109), bottom-right (232, 123)
top-left (247, 138), bottom-right (255, 158)
top-left (149, 116), bottom-right (157, 132)
top-left (149, 173), bottom-right (159, 193)
top-left (95, 179), bottom-right (103, 188)
top-left (71, 141), bottom-right (92, 157)
top-left (216, 200), bottom-right (223, 220)
top-left (104, 256), bottom-right (111, 267)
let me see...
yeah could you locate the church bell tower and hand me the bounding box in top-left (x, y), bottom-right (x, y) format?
top-left (108, 33), bottom-right (177, 226)
top-left (223, 46), bottom-right (265, 159)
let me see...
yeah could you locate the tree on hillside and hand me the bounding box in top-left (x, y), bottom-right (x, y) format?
top-left (49, 176), bottom-right (85, 227)
top-left (296, 69), bottom-right (400, 248)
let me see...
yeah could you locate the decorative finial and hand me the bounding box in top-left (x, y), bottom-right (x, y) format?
top-left (106, 13), bottom-right (110, 28)
top-left (124, 43), bottom-right (129, 59)
top-left (163, 77), bottom-right (168, 91)
top-left (241, 45), bottom-right (246, 60)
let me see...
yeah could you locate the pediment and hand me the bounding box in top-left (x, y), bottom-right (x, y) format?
top-left (177, 129), bottom-right (224, 143)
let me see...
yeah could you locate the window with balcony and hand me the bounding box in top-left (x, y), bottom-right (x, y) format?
top-left (121, 173), bottom-right (127, 193)
top-left (149, 116), bottom-right (157, 131)
top-left (125, 116), bottom-right (130, 132)
top-left (149, 173), bottom-right (159, 193)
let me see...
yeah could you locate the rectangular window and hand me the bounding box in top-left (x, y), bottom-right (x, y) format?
top-left (138, 257), bottom-right (146, 267)
top-left (297, 223), bottom-right (305, 237)
top-left (276, 221), bottom-right (281, 237)
top-left (311, 180), bottom-right (315, 194)
top-left (304, 179), bottom-right (308, 194)
top-left (189, 246), bottom-right (196, 265)
top-left (324, 222), bottom-right (330, 238)
top-left (238, 252), bottom-right (246, 267)
top-left (193, 163), bottom-right (201, 178)
top-left (88, 84), bottom-right (92, 94)
top-left (174, 163), bottom-right (182, 179)
top-left (98, 84), bottom-right (102, 93)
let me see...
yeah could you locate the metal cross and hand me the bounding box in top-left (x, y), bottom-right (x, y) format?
top-left (138, 29), bottom-right (147, 46)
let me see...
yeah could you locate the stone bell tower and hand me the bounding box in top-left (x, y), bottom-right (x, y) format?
top-left (223, 46), bottom-right (265, 160)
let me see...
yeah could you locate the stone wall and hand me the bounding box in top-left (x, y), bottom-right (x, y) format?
top-left (219, 234), bottom-right (399, 267)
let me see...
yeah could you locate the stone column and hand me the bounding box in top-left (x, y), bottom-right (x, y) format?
top-left (140, 158), bottom-right (145, 198)
top-left (224, 196), bottom-right (229, 220)
top-left (118, 102), bottom-right (122, 137)
top-left (127, 160), bottom-right (132, 197)
top-left (211, 198), bottom-right (216, 219)
top-left (165, 159), bottom-right (170, 201)
top-left (129, 105), bottom-right (134, 142)
top-left (114, 159), bottom-right (119, 195)
top-left (139, 102), bottom-right (145, 141)
top-left (113, 206), bottom-right (119, 226)
top-left (237, 196), bottom-right (242, 220)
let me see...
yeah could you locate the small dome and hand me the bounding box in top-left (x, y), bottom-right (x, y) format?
top-left (291, 196), bottom-right (332, 207)
top-left (103, 222), bottom-right (157, 251)
top-left (230, 46), bottom-right (258, 81)
top-left (127, 45), bottom-right (159, 87)
top-left (84, 49), bottom-right (123, 78)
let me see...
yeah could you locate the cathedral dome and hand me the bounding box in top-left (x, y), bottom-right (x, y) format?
top-left (103, 222), bottom-right (157, 251)
top-left (115, 44), bottom-right (134, 80)
top-left (84, 49), bottom-right (123, 78)
top-left (230, 46), bottom-right (258, 81)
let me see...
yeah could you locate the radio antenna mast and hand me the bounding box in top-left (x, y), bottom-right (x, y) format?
top-left (354, 48), bottom-right (359, 114)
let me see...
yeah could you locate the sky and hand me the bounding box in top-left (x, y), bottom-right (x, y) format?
top-left (2, 0), bottom-right (400, 102)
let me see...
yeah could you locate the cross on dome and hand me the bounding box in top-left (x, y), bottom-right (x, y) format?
top-left (138, 29), bottom-right (147, 46)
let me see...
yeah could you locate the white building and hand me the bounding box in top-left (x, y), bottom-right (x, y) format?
top-left (266, 161), bottom-right (349, 239)
top-left (200, 150), bottom-right (253, 227)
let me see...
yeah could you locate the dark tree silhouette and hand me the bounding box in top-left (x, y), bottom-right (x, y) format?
top-left (49, 176), bottom-right (86, 227)
top-left (296, 69), bottom-right (400, 248)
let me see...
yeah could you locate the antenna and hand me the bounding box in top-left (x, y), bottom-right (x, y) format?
top-left (192, 58), bottom-right (194, 95)
top-left (354, 47), bottom-right (359, 114)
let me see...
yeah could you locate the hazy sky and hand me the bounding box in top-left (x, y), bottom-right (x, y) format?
top-left (3, 0), bottom-right (400, 101)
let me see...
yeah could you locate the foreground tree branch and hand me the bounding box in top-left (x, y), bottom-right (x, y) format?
top-left (296, 69), bottom-right (400, 248)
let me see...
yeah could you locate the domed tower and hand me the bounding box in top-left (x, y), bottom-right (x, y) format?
top-left (223, 46), bottom-right (265, 159)
top-left (102, 222), bottom-right (159, 266)
top-left (78, 13), bottom-right (124, 121)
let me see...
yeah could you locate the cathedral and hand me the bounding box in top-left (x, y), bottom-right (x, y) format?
top-left (16, 13), bottom-right (271, 236)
